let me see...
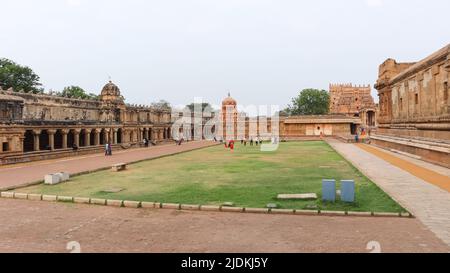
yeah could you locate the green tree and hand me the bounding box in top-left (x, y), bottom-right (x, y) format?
top-left (287, 88), bottom-right (330, 115)
top-left (186, 102), bottom-right (213, 112)
top-left (151, 100), bottom-right (171, 110)
top-left (57, 85), bottom-right (98, 100)
top-left (0, 58), bottom-right (43, 93)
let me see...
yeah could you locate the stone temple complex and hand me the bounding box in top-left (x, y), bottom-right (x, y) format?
top-left (219, 94), bottom-right (361, 141)
top-left (374, 44), bottom-right (450, 167)
top-left (0, 81), bottom-right (172, 164)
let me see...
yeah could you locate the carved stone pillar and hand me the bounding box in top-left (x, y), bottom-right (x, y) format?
top-left (94, 129), bottom-right (100, 146)
top-left (47, 129), bottom-right (56, 150)
top-left (61, 129), bottom-right (68, 149)
top-left (32, 129), bottom-right (41, 151)
top-left (85, 130), bottom-right (90, 146)
top-left (111, 129), bottom-right (116, 144)
top-left (104, 129), bottom-right (111, 143)
top-left (73, 129), bottom-right (81, 148)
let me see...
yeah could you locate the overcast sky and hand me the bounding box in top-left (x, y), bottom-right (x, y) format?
top-left (1, 0), bottom-right (449, 109)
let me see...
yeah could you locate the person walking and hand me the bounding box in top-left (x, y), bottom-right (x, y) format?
top-left (107, 142), bottom-right (112, 156)
top-left (105, 143), bottom-right (109, 156)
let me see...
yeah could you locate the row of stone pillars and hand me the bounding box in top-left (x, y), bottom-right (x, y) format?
top-left (24, 127), bottom-right (171, 152)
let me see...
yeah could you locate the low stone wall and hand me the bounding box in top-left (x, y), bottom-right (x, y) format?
top-left (0, 191), bottom-right (413, 218)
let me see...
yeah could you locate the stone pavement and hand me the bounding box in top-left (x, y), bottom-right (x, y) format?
top-left (327, 139), bottom-right (450, 248)
top-left (0, 141), bottom-right (217, 191)
top-left (0, 198), bottom-right (448, 253)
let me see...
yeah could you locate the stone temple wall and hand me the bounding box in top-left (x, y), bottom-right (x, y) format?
top-left (0, 82), bottom-right (173, 163)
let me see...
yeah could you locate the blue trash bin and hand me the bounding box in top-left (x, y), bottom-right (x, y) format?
top-left (341, 180), bottom-right (355, 203)
top-left (322, 179), bottom-right (336, 202)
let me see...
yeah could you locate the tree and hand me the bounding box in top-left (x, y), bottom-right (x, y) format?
top-left (57, 85), bottom-right (98, 100)
top-left (286, 89), bottom-right (330, 115)
top-left (0, 58), bottom-right (43, 93)
top-left (151, 100), bottom-right (171, 110)
top-left (186, 102), bottom-right (213, 112)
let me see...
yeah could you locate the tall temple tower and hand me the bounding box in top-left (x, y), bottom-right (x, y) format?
top-left (221, 93), bottom-right (238, 140)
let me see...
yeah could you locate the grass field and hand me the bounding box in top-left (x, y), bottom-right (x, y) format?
top-left (18, 141), bottom-right (405, 212)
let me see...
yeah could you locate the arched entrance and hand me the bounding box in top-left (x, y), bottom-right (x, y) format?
top-left (117, 128), bottom-right (123, 144)
top-left (39, 130), bottom-right (50, 150)
top-left (367, 110), bottom-right (375, 127)
top-left (54, 130), bottom-right (63, 149)
top-left (100, 129), bottom-right (106, 145)
top-left (23, 130), bottom-right (34, 153)
top-left (79, 129), bottom-right (87, 147)
top-left (67, 130), bottom-right (75, 148)
top-left (90, 129), bottom-right (96, 146)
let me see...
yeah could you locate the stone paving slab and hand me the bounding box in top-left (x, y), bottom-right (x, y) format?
top-left (0, 141), bottom-right (217, 191)
top-left (327, 139), bottom-right (450, 247)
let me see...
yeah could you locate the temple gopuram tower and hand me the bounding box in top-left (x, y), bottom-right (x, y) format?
top-left (329, 83), bottom-right (377, 128)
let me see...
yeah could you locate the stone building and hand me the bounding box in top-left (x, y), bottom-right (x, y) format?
top-left (374, 44), bottom-right (450, 167)
top-left (0, 81), bottom-right (172, 164)
top-left (329, 83), bottom-right (377, 129)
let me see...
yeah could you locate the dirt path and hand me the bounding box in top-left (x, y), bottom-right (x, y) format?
top-left (0, 198), bottom-right (447, 253)
top-left (0, 141), bottom-right (217, 190)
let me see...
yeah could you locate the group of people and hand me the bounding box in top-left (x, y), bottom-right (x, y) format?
top-left (240, 137), bottom-right (263, 146)
top-left (104, 142), bottom-right (112, 156)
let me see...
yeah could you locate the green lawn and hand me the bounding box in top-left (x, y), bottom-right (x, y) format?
top-left (18, 141), bottom-right (405, 212)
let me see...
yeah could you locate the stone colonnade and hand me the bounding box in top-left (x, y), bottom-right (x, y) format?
top-left (22, 126), bottom-right (171, 152)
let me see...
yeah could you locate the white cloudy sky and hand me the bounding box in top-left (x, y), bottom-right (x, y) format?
top-left (1, 0), bottom-right (449, 108)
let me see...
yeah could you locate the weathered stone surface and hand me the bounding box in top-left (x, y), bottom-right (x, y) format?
top-left (123, 200), bottom-right (140, 208)
top-left (55, 172), bottom-right (70, 182)
top-left (73, 197), bottom-right (90, 204)
top-left (222, 202), bottom-right (234, 207)
top-left (200, 205), bottom-right (221, 212)
top-left (57, 196), bottom-right (73, 202)
top-left (91, 198), bottom-right (106, 205)
top-left (141, 202), bottom-right (157, 208)
top-left (373, 212), bottom-right (400, 217)
top-left (277, 193), bottom-right (317, 200)
top-left (111, 163), bottom-right (127, 172)
top-left (28, 194), bottom-right (42, 201)
top-left (294, 209), bottom-right (319, 215)
top-left (270, 209), bottom-right (295, 214)
top-left (44, 174), bottom-right (61, 185)
top-left (107, 199), bottom-right (123, 207)
top-left (245, 208), bottom-right (269, 214)
top-left (14, 193), bottom-right (28, 199)
top-left (181, 204), bottom-right (200, 210)
top-left (347, 211), bottom-right (372, 217)
top-left (1, 192), bottom-right (15, 198)
top-left (320, 210), bottom-right (346, 216)
top-left (161, 203), bottom-right (180, 210)
top-left (221, 206), bottom-right (244, 213)
top-left (42, 195), bottom-right (57, 202)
